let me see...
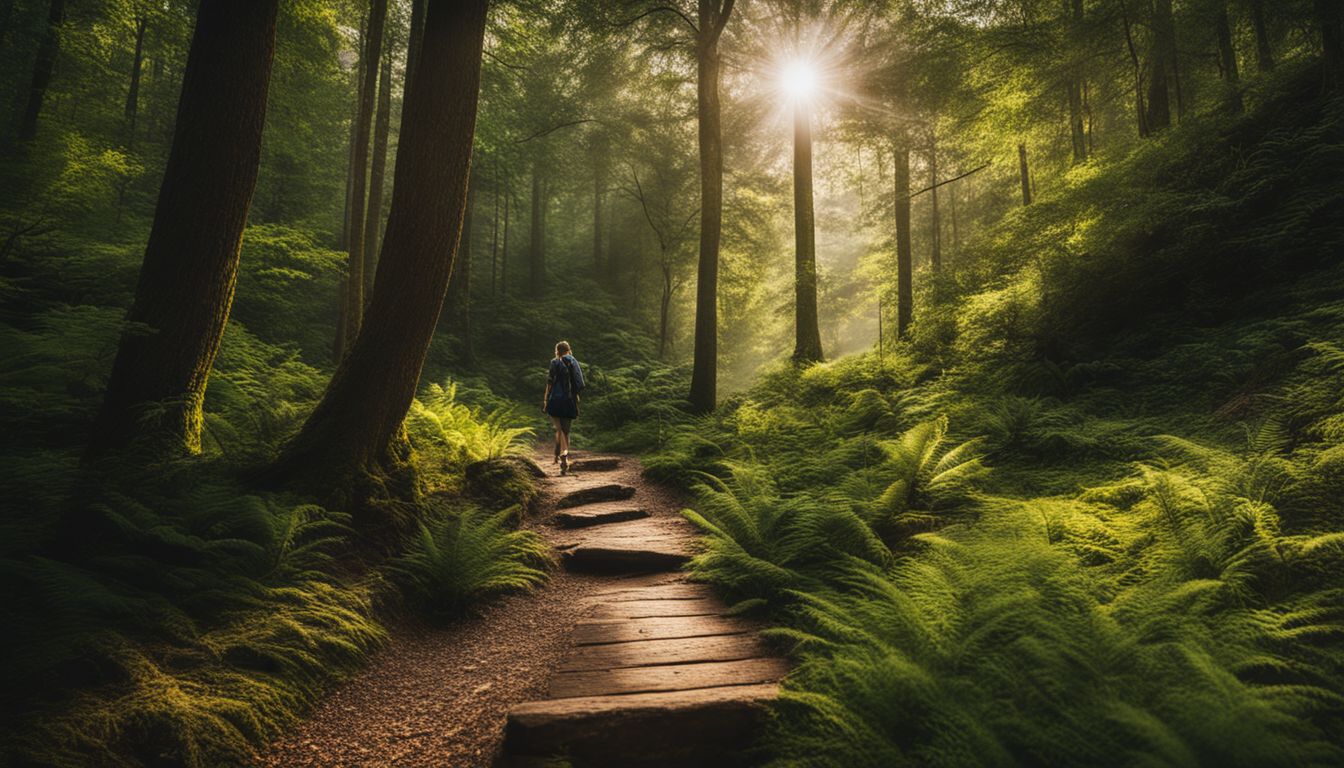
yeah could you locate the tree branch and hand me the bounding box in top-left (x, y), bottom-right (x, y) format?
top-left (904, 163), bottom-right (991, 199)
top-left (616, 4), bottom-right (697, 36)
top-left (514, 118), bottom-right (597, 143)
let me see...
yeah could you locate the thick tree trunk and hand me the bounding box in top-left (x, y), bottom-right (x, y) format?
top-left (1018, 142), bottom-right (1032, 206)
top-left (529, 158), bottom-right (545, 294)
top-left (1145, 0), bottom-right (1177, 131)
top-left (86, 0), bottom-right (280, 459)
top-left (894, 139), bottom-right (912, 338)
top-left (792, 102), bottom-right (823, 363)
top-left (929, 138), bottom-right (941, 272)
top-left (1215, 2), bottom-right (1242, 113)
top-left (342, 0), bottom-right (389, 352)
top-left (689, 0), bottom-right (732, 412)
top-left (272, 0), bottom-right (487, 501)
top-left (1320, 0), bottom-right (1344, 90)
top-left (125, 15), bottom-right (148, 141)
top-left (363, 44), bottom-right (394, 301)
top-left (1250, 0), bottom-right (1274, 72)
top-left (18, 0), bottom-right (68, 141)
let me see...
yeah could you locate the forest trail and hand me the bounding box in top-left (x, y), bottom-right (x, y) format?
top-left (259, 449), bottom-right (784, 768)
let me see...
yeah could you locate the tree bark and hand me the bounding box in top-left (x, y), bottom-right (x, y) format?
top-left (363, 42), bottom-right (394, 301)
top-left (17, 0), bottom-right (68, 141)
top-left (1145, 0), bottom-right (1177, 131)
top-left (1065, 0), bottom-right (1086, 163)
top-left (894, 139), bottom-right (912, 338)
top-left (500, 178), bottom-right (510, 296)
top-left (86, 0), bottom-right (280, 459)
top-left (1214, 2), bottom-right (1242, 113)
top-left (447, 172), bottom-right (474, 362)
top-left (929, 137), bottom-right (941, 272)
top-left (1018, 142), bottom-right (1032, 206)
top-left (491, 163), bottom-right (500, 297)
top-left (658, 262), bottom-right (672, 359)
top-left (592, 145), bottom-right (605, 273)
top-left (402, 0), bottom-right (425, 101)
top-left (1119, 0), bottom-right (1148, 137)
top-left (125, 14), bottom-right (148, 143)
top-left (272, 0), bottom-right (487, 501)
top-left (792, 101), bottom-right (823, 363)
top-left (529, 157), bottom-right (545, 294)
top-left (688, 0), bottom-right (733, 412)
top-left (342, 0), bottom-right (389, 352)
top-left (1249, 0), bottom-right (1274, 72)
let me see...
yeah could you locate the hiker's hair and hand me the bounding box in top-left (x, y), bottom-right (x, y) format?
top-left (555, 340), bottom-right (571, 357)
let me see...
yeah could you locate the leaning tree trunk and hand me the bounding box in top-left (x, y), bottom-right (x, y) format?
top-left (792, 101), bottom-right (823, 363)
top-left (688, 0), bottom-right (733, 412)
top-left (1018, 142), bottom-right (1032, 206)
top-left (86, 0), bottom-right (280, 459)
top-left (363, 43), bottom-right (394, 302)
top-left (894, 139), bottom-right (912, 338)
top-left (17, 0), bottom-right (68, 141)
top-left (271, 0), bottom-right (487, 505)
top-left (342, 0), bottom-right (389, 352)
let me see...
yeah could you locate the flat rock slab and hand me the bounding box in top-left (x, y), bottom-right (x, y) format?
top-left (553, 505), bottom-right (649, 528)
top-left (555, 483), bottom-right (637, 508)
top-left (558, 633), bottom-right (773, 672)
top-left (549, 657), bottom-right (790, 699)
top-left (504, 684), bottom-right (779, 767)
top-left (572, 614), bottom-right (760, 646)
top-left (568, 456), bottom-right (623, 472)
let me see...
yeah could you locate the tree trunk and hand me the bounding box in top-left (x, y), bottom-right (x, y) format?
top-left (950, 181), bottom-right (959, 256)
top-left (1250, 0), bottom-right (1274, 72)
top-left (592, 154), bottom-right (605, 273)
top-left (1120, 0), bottom-right (1148, 137)
top-left (658, 262), bottom-right (672, 359)
top-left (18, 0), bottom-right (68, 141)
top-left (894, 139), bottom-right (912, 338)
top-left (125, 15), bottom-right (148, 143)
top-left (929, 138), bottom-right (941, 272)
top-left (529, 158), bottom-right (545, 294)
top-left (1065, 0), bottom-right (1086, 163)
top-left (271, 0), bottom-right (487, 504)
top-left (401, 0), bottom-right (425, 101)
top-left (1145, 0), bottom-right (1177, 131)
top-left (500, 179), bottom-right (510, 296)
top-left (1018, 142), bottom-right (1032, 206)
top-left (689, 0), bottom-right (732, 412)
top-left (792, 102), bottom-right (823, 363)
top-left (86, 0), bottom-right (280, 459)
top-left (342, 0), bottom-right (389, 352)
top-left (1319, 0), bottom-right (1344, 90)
top-left (363, 43), bottom-right (393, 301)
top-left (491, 163), bottom-right (500, 297)
top-left (1215, 2), bottom-right (1242, 113)
top-left (447, 172), bottom-right (474, 362)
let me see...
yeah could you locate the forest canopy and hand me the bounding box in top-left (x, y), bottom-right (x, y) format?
top-left (2, 0), bottom-right (1343, 765)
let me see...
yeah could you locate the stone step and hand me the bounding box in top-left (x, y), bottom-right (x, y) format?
top-left (555, 483), bottom-right (637, 509)
top-left (568, 456), bottom-right (623, 472)
top-left (504, 684), bottom-right (779, 768)
top-left (554, 505), bottom-right (649, 528)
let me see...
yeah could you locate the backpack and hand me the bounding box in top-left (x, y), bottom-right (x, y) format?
top-left (562, 355), bottom-right (584, 396)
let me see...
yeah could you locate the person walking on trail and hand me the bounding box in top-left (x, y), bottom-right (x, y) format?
top-left (543, 340), bottom-right (584, 475)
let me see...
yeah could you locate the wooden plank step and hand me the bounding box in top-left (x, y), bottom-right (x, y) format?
top-left (504, 684), bottom-right (778, 767)
top-left (558, 633), bottom-right (773, 672)
top-left (549, 657), bottom-right (790, 699)
top-left (568, 456), bottom-right (623, 472)
top-left (592, 580), bottom-right (714, 601)
top-left (556, 483), bottom-right (637, 508)
top-left (587, 597), bottom-right (724, 619)
top-left (554, 505), bottom-right (649, 528)
top-left (573, 615), bottom-right (758, 645)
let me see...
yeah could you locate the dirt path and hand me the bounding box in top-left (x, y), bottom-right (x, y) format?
top-left (258, 449), bottom-right (782, 767)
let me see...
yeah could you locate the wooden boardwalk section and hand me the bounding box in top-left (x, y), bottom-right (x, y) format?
top-left (500, 452), bottom-right (786, 767)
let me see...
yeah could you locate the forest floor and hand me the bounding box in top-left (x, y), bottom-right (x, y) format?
top-left (256, 447), bottom-right (765, 767)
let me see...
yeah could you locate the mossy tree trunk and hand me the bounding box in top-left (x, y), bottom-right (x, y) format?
top-left (86, 0), bottom-right (280, 459)
top-left (272, 0), bottom-right (487, 505)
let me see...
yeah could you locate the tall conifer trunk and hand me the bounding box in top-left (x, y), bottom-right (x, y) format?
top-left (894, 139), bottom-right (912, 338)
top-left (363, 44), bottom-right (394, 301)
top-left (688, 0), bottom-right (734, 412)
top-left (124, 15), bottom-right (147, 144)
top-left (87, 0), bottom-right (280, 459)
top-left (1146, 0), bottom-right (1177, 131)
top-left (272, 0), bottom-right (488, 502)
top-left (529, 159), bottom-right (545, 294)
top-left (792, 100), bottom-right (823, 363)
top-left (1215, 2), bottom-right (1242, 113)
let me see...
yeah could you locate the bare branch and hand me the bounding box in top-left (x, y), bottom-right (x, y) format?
top-left (514, 118), bottom-right (597, 143)
top-left (616, 3), bottom-right (697, 36)
top-left (905, 163), bottom-right (991, 199)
